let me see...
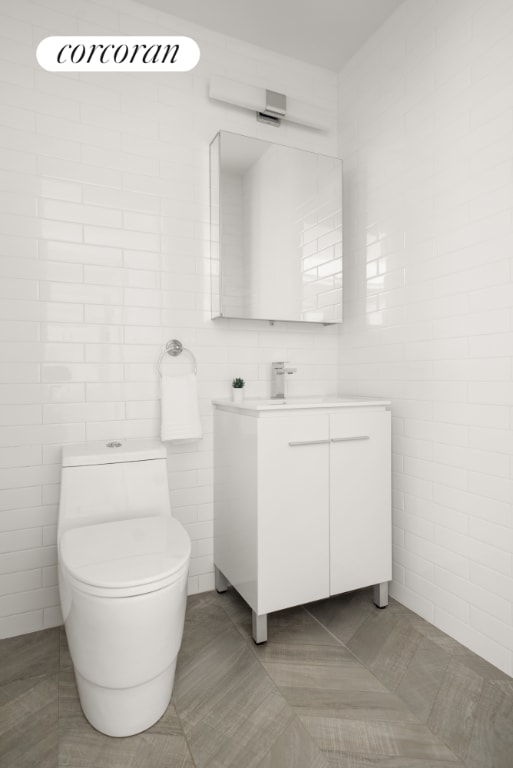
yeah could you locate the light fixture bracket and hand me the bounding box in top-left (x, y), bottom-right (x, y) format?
top-left (257, 89), bottom-right (286, 126)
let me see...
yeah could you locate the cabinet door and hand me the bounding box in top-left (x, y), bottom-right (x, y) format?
top-left (258, 414), bottom-right (330, 614)
top-left (329, 409), bottom-right (391, 595)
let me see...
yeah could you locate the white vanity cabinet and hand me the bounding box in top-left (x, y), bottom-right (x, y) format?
top-left (213, 398), bottom-right (391, 642)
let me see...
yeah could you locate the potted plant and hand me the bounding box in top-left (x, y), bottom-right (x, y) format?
top-left (231, 377), bottom-right (245, 403)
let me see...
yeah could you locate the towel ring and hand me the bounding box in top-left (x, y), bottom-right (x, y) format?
top-left (157, 339), bottom-right (197, 377)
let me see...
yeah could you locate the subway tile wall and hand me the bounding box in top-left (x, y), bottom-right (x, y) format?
top-left (0, 0), bottom-right (339, 637)
top-left (338, 0), bottom-right (513, 675)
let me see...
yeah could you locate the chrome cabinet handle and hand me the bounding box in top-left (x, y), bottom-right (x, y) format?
top-left (330, 436), bottom-right (370, 442)
top-left (288, 439), bottom-right (330, 447)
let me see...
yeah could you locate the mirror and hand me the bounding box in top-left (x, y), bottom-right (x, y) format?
top-left (210, 131), bottom-right (342, 324)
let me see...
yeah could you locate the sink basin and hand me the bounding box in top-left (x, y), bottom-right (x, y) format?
top-left (244, 397), bottom-right (323, 406)
top-left (213, 396), bottom-right (391, 411)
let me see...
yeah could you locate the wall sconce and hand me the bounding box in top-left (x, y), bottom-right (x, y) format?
top-left (209, 75), bottom-right (331, 131)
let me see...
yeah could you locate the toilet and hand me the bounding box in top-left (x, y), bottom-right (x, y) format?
top-left (57, 439), bottom-right (191, 737)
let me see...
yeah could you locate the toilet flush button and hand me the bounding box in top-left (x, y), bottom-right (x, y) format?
top-left (106, 441), bottom-right (122, 448)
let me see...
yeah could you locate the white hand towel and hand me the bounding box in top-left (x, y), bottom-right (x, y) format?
top-left (160, 372), bottom-right (202, 442)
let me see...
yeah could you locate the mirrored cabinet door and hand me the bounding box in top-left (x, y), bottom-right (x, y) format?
top-left (210, 131), bottom-right (343, 324)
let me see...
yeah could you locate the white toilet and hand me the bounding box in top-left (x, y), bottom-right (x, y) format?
top-left (57, 439), bottom-right (191, 737)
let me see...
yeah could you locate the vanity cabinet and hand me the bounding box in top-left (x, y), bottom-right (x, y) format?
top-left (213, 399), bottom-right (391, 642)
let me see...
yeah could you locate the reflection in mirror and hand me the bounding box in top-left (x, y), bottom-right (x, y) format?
top-left (210, 131), bottom-right (342, 324)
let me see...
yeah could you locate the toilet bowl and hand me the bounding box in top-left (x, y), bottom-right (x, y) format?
top-left (57, 439), bottom-right (191, 737)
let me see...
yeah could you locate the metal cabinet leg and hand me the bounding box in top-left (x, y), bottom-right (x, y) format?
top-left (215, 566), bottom-right (229, 593)
top-left (373, 581), bottom-right (389, 608)
top-left (252, 611), bottom-right (267, 644)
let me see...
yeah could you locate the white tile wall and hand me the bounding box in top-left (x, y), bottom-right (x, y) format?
top-left (0, 0), bottom-right (339, 637)
top-left (338, 0), bottom-right (513, 675)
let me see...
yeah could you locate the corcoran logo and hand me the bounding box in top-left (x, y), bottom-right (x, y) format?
top-left (36, 36), bottom-right (200, 72)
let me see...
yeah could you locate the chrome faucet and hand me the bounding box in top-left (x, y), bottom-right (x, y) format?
top-left (271, 361), bottom-right (297, 399)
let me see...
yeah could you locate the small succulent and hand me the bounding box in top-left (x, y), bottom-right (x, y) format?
top-left (232, 377), bottom-right (245, 389)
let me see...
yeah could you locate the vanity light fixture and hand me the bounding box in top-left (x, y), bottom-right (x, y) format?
top-left (208, 75), bottom-right (331, 131)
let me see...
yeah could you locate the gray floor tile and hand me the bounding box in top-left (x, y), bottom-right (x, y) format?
top-left (0, 673), bottom-right (58, 768)
top-left (181, 687), bottom-right (294, 768)
top-left (253, 640), bottom-right (354, 666)
top-left (306, 590), bottom-right (377, 644)
top-left (347, 610), bottom-right (425, 691)
top-left (396, 635), bottom-right (451, 722)
top-left (262, 659), bottom-right (389, 694)
top-left (325, 755), bottom-right (465, 767)
top-left (258, 638), bottom-right (420, 728)
top-left (464, 678), bottom-right (513, 768)
top-left (307, 589), bottom-right (411, 645)
top-left (300, 715), bottom-right (463, 763)
top-left (59, 726), bottom-right (194, 768)
top-left (452, 648), bottom-right (513, 683)
top-left (264, 606), bottom-right (342, 646)
top-left (174, 627), bottom-right (250, 716)
top-left (58, 627), bottom-right (72, 671)
top-left (406, 613), bottom-right (472, 656)
top-left (0, 627), bottom-right (59, 685)
top-left (284, 687), bottom-right (419, 723)
top-left (427, 657), bottom-right (484, 762)
top-left (175, 626), bottom-right (296, 766)
top-left (255, 717), bottom-right (330, 768)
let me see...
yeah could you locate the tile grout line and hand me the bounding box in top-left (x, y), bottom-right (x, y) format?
top-left (170, 701), bottom-right (198, 768)
top-left (302, 603), bottom-right (350, 648)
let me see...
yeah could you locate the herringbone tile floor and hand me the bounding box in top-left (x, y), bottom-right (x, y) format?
top-left (1, 587), bottom-right (512, 767)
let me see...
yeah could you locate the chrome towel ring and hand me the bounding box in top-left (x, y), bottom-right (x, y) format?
top-left (157, 339), bottom-right (197, 377)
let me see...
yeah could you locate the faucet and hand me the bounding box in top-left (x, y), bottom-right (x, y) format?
top-left (271, 361), bottom-right (297, 399)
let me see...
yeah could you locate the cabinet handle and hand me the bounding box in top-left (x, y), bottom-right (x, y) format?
top-left (331, 435), bottom-right (370, 442)
top-left (288, 439), bottom-right (330, 447)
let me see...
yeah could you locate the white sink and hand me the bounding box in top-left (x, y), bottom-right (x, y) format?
top-left (213, 395), bottom-right (391, 411)
top-left (246, 397), bottom-right (323, 405)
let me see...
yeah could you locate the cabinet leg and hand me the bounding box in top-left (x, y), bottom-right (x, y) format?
top-left (215, 566), bottom-right (229, 593)
top-left (252, 611), bottom-right (267, 644)
top-left (373, 581), bottom-right (389, 608)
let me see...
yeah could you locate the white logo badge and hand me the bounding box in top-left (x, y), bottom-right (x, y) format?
top-left (37, 36), bottom-right (200, 72)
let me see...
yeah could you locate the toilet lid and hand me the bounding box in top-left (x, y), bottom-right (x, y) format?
top-left (60, 516), bottom-right (191, 593)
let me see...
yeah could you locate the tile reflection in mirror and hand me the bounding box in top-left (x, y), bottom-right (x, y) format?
top-left (210, 131), bottom-right (342, 325)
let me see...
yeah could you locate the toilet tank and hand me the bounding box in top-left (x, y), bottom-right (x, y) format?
top-left (58, 439), bottom-right (171, 539)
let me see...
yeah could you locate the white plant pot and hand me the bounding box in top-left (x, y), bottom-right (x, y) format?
top-left (232, 388), bottom-right (244, 403)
